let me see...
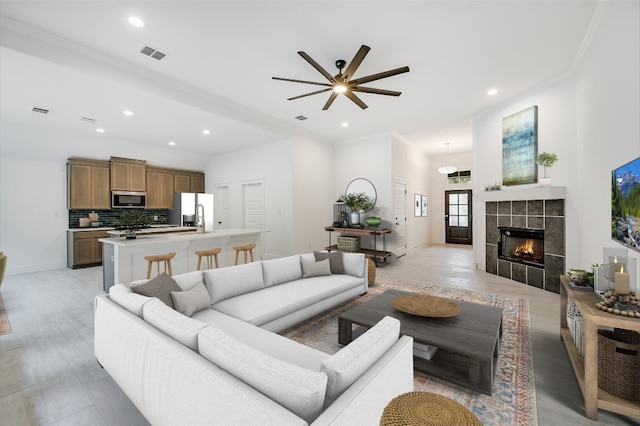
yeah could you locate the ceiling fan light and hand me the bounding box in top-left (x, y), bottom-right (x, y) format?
top-left (333, 84), bottom-right (347, 94)
top-left (438, 165), bottom-right (457, 174)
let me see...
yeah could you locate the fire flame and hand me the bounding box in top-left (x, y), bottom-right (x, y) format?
top-left (514, 239), bottom-right (535, 256)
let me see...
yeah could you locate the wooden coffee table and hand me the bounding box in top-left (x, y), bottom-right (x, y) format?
top-left (338, 289), bottom-right (503, 395)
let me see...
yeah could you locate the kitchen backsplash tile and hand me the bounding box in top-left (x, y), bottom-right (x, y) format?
top-left (69, 209), bottom-right (169, 228)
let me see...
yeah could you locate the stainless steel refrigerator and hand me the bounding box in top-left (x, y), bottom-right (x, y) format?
top-left (169, 193), bottom-right (214, 232)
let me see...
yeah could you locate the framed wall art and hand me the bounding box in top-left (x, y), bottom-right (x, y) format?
top-left (421, 195), bottom-right (428, 216)
top-left (502, 105), bottom-right (538, 186)
top-left (415, 194), bottom-right (422, 216)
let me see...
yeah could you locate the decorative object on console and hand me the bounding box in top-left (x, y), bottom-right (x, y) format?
top-left (338, 192), bottom-right (374, 226)
top-left (332, 200), bottom-right (348, 227)
top-left (502, 105), bottom-right (538, 186)
top-left (366, 216), bottom-right (381, 228)
top-left (114, 210), bottom-right (153, 239)
top-left (536, 152), bottom-right (558, 186)
top-left (611, 155), bottom-right (640, 253)
top-left (595, 291), bottom-right (640, 318)
top-left (597, 328), bottom-right (640, 401)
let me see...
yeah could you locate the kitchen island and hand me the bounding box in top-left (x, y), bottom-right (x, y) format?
top-left (100, 228), bottom-right (269, 291)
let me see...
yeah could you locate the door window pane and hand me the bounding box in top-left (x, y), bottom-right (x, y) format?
top-left (449, 194), bottom-right (458, 204)
top-left (449, 205), bottom-right (459, 215)
top-left (449, 216), bottom-right (459, 226)
top-left (459, 216), bottom-right (468, 227)
top-left (459, 194), bottom-right (468, 204)
top-left (459, 205), bottom-right (468, 215)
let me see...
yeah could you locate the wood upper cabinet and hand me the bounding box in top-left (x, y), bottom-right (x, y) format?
top-left (147, 168), bottom-right (175, 209)
top-left (174, 173), bottom-right (191, 193)
top-left (191, 173), bottom-right (205, 193)
top-left (110, 157), bottom-right (146, 191)
top-left (174, 172), bottom-right (205, 193)
top-left (68, 159), bottom-right (111, 209)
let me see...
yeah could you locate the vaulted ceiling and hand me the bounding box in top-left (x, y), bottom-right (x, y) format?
top-left (0, 1), bottom-right (600, 159)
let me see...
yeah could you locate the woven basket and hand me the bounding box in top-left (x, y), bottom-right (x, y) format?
top-left (380, 392), bottom-right (481, 426)
top-left (367, 259), bottom-right (376, 285)
top-left (598, 328), bottom-right (640, 401)
top-left (337, 236), bottom-right (360, 252)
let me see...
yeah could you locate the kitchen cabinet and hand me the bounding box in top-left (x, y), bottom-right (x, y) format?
top-left (147, 168), bottom-right (175, 209)
top-left (191, 173), bottom-right (205, 193)
top-left (175, 171), bottom-right (206, 193)
top-left (111, 157), bottom-right (146, 191)
top-left (174, 173), bottom-right (191, 193)
top-left (68, 158), bottom-right (111, 209)
top-left (67, 229), bottom-right (109, 268)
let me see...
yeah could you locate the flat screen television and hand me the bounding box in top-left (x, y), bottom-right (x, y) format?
top-left (612, 156), bottom-right (640, 252)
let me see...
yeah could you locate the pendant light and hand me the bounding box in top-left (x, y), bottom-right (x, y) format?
top-left (438, 142), bottom-right (457, 174)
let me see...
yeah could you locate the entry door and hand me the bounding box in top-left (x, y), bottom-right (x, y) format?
top-left (243, 180), bottom-right (264, 229)
top-left (215, 184), bottom-right (230, 229)
top-left (394, 179), bottom-right (407, 257)
top-left (445, 190), bottom-right (473, 245)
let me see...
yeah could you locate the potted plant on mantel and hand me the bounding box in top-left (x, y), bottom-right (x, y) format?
top-left (114, 210), bottom-right (153, 239)
top-left (536, 152), bottom-right (559, 186)
top-left (338, 192), bottom-right (374, 226)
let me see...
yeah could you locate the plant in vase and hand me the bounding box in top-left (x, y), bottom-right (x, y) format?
top-left (536, 152), bottom-right (558, 186)
top-left (338, 192), bottom-right (374, 226)
top-left (114, 210), bottom-right (153, 239)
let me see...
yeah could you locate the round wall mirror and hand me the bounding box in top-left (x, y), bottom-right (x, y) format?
top-left (345, 178), bottom-right (377, 212)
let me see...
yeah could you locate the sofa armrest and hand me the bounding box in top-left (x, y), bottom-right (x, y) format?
top-left (310, 335), bottom-right (414, 425)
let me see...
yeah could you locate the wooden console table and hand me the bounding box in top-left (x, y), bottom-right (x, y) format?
top-left (324, 226), bottom-right (392, 264)
top-left (560, 275), bottom-right (640, 420)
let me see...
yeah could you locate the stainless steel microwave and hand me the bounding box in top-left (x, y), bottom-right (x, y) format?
top-left (112, 191), bottom-right (147, 208)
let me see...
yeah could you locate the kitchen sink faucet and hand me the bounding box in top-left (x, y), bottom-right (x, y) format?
top-left (197, 204), bottom-right (205, 233)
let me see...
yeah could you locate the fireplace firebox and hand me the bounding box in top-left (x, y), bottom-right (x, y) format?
top-left (498, 227), bottom-right (544, 268)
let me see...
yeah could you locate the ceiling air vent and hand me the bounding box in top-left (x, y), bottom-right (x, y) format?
top-left (31, 107), bottom-right (50, 114)
top-left (140, 45), bottom-right (167, 61)
top-left (79, 116), bottom-right (97, 123)
top-left (295, 115), bottom-right (307, 121)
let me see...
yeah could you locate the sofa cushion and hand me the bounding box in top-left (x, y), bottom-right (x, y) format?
top-left (131, 273), bottom-right (181, 309)
top-left (203, 261), bottom-right (264, 305)
top-left (320, 316), bottom-right (400, 407)
top-left (198, 325), bottom-right (328, 423)
top-left (171, 282), bottom-right (210, 316)
top-left (262, 255), bottom-right (303, 287)
top-left (314, 251), bottom-right (344, 274)
top-left (142, 299), bottom-right (208, 351)
top-left (171, 270), bottom-right (204, 291)
top-left (342, 253), bottom-right (366, 278)
top-left (212, 275), bottom-right (363, 326)
top-left (301, 257), bottom-right (331, 278)
top-left (108, 284), bottom-right (152, 317)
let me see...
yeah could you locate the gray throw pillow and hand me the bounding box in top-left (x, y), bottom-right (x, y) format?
top-left (314, 251), bottom-right (344, 274)
top-left (301, 257), bottom-right (331, 278)
top-left (131, 272), bottom-right (181, 309)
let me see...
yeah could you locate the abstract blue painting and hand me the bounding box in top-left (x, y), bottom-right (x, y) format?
top-left (502, 106), bottom-right (538, 186)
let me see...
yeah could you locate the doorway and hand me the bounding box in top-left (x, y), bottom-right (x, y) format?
top-left (445, 190), bottom-right (472, 245)
top-left (394, 179), bottom-right (407, 257)
top-left (215, 183), bottom-right (230, 229)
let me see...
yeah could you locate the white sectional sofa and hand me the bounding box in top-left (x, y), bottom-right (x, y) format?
top-left (94, 252), bottom-right (414, 425)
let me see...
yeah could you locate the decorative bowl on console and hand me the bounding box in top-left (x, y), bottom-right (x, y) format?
top-left (366, 217), bottom-right (382, 228)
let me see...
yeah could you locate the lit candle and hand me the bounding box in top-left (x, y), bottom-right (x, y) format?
top-left (615, 265), bottom-right (630, 294)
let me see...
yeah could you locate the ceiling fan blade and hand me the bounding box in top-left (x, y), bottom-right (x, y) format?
top-left (287, 88), bottom-right (332, 101)
top-left (352, 86), bottom-right (402, 97)
top-left (342, 45), bottom-right (370, 81)
top-left (344, 91), bottom-right (368, 109)
top-left (322, 92), bottom-right (339, 110)
top-left (350, 66), bottom-right (410, 85)
top-left (272, 77), bottom-right (332, 87)
top-left (298, 51), bottom-right (336, 83)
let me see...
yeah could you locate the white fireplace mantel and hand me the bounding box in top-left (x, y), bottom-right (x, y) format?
top-left (474, 185), bottom-right (566, 202)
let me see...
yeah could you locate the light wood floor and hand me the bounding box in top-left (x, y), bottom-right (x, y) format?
top-left (0, 245), bottom-right (635, 425)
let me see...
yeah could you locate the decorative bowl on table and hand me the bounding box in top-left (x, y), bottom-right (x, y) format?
top-left (392, 294), bottom-right (461, 317)
top-left (366, 217), bottom-right (382, 228)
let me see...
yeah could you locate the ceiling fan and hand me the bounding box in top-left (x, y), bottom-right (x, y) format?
top-left (272, 45), bottom-right (409, 110)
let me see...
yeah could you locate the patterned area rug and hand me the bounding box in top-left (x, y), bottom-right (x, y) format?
top-left (0, 293), bottom-right (11, 336)
top-left (281, 278), bottom-right (537, 426)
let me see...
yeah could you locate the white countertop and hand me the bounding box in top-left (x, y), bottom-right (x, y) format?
top-left (106, 226), bottom-right (196, 237)
top-left (100, 228), bottom-right (269, 246)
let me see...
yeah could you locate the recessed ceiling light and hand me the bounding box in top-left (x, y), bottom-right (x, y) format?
top-left (128, 17), bottom-right (144, 28)
top-left (123, 110), bottom-right (133, 116)
top-left (168, 141), bottom-right (176, 146)
top-left (96, 128), bottom-right (105, 133)
top-left (202, 130), bottom-right (210, 135)
top-left (341, 122), bottom-right (349, 127)
top-left (487, 88), bottom-right (498, 96)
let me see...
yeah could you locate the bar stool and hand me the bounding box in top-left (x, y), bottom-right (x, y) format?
top-left (195, 248), bottom-right (222, 270)
top-left (144, 252), bottom-right (176, 279)
top-left (233, 244), bottom-right (256, 265)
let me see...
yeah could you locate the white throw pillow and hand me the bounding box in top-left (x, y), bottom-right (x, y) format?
top-left (300, 257), bottom-right (331, 278)
top-left (203, 261), bottom-right (264, 305)
top-left (262, 255), bottom-right (303, 287)
top-left (171, 282), bottom-right (210, 316)
top-left (143, 299), bottom-right (208, 351)
top-left (109, 284), bottom-right (152, 317)
top-left (171, 270), bottom-right (204, 290)
top-left (198, 325), bottom-right (327, 423)
top-left (341, 253), bottom-right (366, 278)
top-left (320, 316), bottom-right (400, 407)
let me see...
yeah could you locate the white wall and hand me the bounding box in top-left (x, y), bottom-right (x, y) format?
top-left (472, 1), bottom-right (640, 289)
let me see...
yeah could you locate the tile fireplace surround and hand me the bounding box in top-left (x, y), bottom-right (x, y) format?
top-left (480, 187), bottom-right (566, 294)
